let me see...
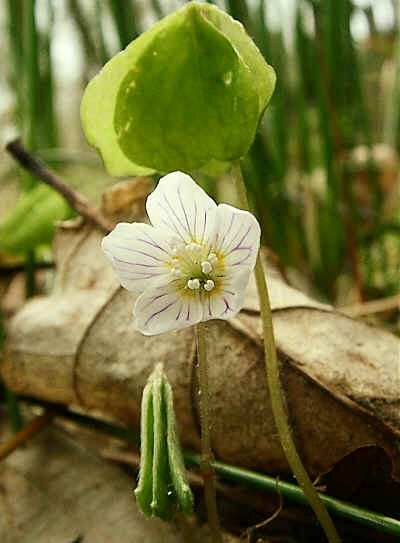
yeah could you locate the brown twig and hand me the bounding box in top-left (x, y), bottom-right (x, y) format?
top-left (0, 410), bottom-right (54, 462)
top-left (5, 139), bottom-right (115, 233)
top-left (243, 477), bottom-right (283, 542)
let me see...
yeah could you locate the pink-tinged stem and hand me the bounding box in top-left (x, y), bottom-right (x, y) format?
top-left (231, 161), bottom-right (341, 543)
top-left (195, 321), bottom-right (223, 543)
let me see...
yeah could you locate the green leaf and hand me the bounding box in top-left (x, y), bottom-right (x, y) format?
top-left (81, 2), bottom-right (275, 176)
top-left (134, 379), bottom-right (154, 517)
top-left (150, 368), bottom-right (175, 521)
top-left (135, 364), bottom-right (193, 521)
top-left (164, 379), bottom-right (194, 515)
top-left (0, 184), bottom-right (72, 254)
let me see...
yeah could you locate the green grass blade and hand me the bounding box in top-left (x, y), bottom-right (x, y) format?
top-left (108, 0), bottom-right (140, 50)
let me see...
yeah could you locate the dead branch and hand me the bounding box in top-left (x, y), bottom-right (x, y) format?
top-left (5, 139), bottom-right (115, 233)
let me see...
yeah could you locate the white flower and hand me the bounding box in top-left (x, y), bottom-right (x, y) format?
top-left (102, 172), bottom-right (261, 335)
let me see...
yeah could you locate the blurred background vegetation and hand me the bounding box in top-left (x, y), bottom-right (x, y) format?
top-left (0, 0), bottom-right (398, 325)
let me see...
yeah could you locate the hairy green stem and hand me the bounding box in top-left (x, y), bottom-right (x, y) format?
top-left (195, 322), bottom-right (223, 543)
top-left (231, 161), bottom-right (341, 543)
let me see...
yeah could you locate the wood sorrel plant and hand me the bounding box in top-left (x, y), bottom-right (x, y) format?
top-left (102, 172), bottom-right (260, 543)
top-left (82, 3), bottom-right (341, 543)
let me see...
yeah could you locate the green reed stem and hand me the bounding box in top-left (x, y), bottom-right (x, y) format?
top-left (192, 456), bottom-right (400, 538)
top-left (5, 387), bottom-right (23, 432)
top-left (108, 0), bottom-right (139, 50)
top-left (23, 0), bottom-right (38, 178)
top-left (0, 309), bottom-right (23, 432)
top-left (231, 161), bottom-right (341, 543)
top-left (195, 322), bottom-right (223, 543)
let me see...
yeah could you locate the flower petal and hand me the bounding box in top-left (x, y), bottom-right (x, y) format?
top-left (134, 286), bottom-right (203, 335)
top-left (212, 203), bottom-right (260, 271)
top-left (202, 268), bottom-right (250, 322)
top-left (101, 222), bottom-right (173, 292)
top-left (146, 172), bottom-right (217, 244)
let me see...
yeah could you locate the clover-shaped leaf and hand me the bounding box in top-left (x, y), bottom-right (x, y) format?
top-left (81, 2), bottom-right (275, 176)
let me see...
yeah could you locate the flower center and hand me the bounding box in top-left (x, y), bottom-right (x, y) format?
top-left (169, 241), bottom-right (221, 294)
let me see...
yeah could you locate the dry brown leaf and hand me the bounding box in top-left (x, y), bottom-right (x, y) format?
top-left (1, 213), bottom-right (399, 483)
top-left (0, 416), bottom-right (185, 543)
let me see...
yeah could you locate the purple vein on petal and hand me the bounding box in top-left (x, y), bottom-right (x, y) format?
top-left (142, 291), bottom-right (170, 310)
top-left (160, 214), bottom-right (186, 242)
top-left (230, 252), bottom-right (252, 266)
top-left (145, 300), bottom-right (177, 326)
top-left (113, 257), bottom-right (160, 269)
top-left (110, 246), bottom-right (165, 263)
top-left (221, 289), bottom-right (236, 296)
top-left (223, 225), bottom-right (248, 256)
top-left (116, 268), bottom-right (162, 277)
top-left (162, 194), bottom-right (188, 236)
top-left (193, 201), bottom-right (198, 239)
top-left (219, 213), bottom-right (236, 251)
top-left (186, 300), bottom-right (191, 321)
top-left (223, 297), bottom-right (231, 315)
top-left (177, 186), bottom-right (191, 235)
top-left (137, 235), bottom-right (170, 255)
top-left (202, 209), bottom-right (207, 241)
top-left (227, 226), bottom-right (252, 254)
top-left (175, 303), bottom-right (183, 320)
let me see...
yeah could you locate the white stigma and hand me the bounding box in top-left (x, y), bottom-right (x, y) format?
top-left (208, 253), bottom-right (218, 265)
top-left (171, 269), bottom-right (181, 278)
top-left (187, 278), bottom-right (200, 290)
top-left (204, 279), bottom-right (215, 291)
top-left (186, 242), bottom-right (202, 253)
top-left (201, 261), bottom-right (212, 274)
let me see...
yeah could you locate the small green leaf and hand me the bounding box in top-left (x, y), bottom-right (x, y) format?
top-left (151, 368), bottom-right (175, 521)
top-left (134, 379), bottom-right (154, 517)
top-left (0, 185), bottom-right (72, 254)
top-left (164, 379), bottom-right (194, 515)
top-left (81, 2), bottom-right (275, 176)
top-left (135, 364), bottom-right (193, 521)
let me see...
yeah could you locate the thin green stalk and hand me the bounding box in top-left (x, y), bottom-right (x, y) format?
top-left (21, 0), bottom-right (39, 292)
top-left (231, 161), bottom-right (341, 543)
top-left (24, 249), bottom-right (36, 297)
top-left (0, 305), bottom-right (23, 432)
top-left (5, 387), bottom-right (23, 432)
top-left (151, 0), bottom-right (164, 20)
top-left (195, 322), bottom-right (223, 543)
top-left (225, 0), bottom-right (249, 30)
top-left (108, 0), bottom-right (140, 50)
top-left (194, 457), bottom-right (400, 539)
top-left (23, 0), bottom-right (39, 176)
top-left (69, 0), bottom-right (99, 66)
top-left (19, 399), bottom-right (400, 538)
top-left (95, 0), bottom-right (110, 65)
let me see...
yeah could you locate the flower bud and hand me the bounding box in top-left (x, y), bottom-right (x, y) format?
top-left (81, 2), bottom-right (275, 176)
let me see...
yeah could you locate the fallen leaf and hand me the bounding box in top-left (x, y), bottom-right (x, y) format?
top-left (1, 204), bottom-right (399, 484)
top-left (0, 415), bottom-right (185, 543)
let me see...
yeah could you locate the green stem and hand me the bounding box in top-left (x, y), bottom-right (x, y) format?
top-left (5, 387), bottom-right (23, 432)
top-left (24, 248), bottom-right (36, 298)
top-left (195, 322), bottom-right (223, 543)
top-left (231, 161), bottom-right (341, 543)
top-left (0, 310), bottom-right (23, 432)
